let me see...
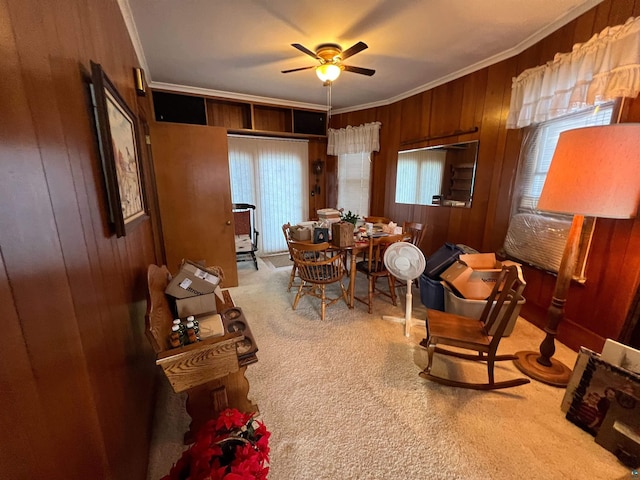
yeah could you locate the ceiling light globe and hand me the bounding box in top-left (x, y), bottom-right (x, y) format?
top-left (316, 64), bottom-right (341, 82)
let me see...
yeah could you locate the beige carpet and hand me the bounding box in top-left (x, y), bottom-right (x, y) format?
top-left (147, 257), bottom-right (629, 480)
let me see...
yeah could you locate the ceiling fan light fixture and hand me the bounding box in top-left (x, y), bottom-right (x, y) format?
top-left (316, 63), bottom-right (341, 82)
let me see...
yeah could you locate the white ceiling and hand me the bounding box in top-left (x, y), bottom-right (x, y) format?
top-left (121, 0), bottom-right (603, 114)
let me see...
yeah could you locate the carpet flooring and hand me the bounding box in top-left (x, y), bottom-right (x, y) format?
top-left (146, 257), bottom-right (630, 480)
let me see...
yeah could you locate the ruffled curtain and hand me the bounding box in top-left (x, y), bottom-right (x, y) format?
top-left (327, 121), bottom-right (381, 155)
top-left (507, 16), bottom-right (640, 129)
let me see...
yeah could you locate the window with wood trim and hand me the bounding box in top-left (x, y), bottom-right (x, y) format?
top-left (504, 103), bottom-right (615, 281)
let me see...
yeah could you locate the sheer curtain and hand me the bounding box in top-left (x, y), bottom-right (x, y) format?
top-left (327, 121), bottom-right (381, 155)
top-left (507, 15), bottom-right (640, 129)
top-left (328, 122), bottom-right (381, 217)
top-left (228, 135), bottom-right (308, 254)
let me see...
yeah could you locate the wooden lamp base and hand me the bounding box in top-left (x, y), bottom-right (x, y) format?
top-left (513, 350), bottom-right (572, 387)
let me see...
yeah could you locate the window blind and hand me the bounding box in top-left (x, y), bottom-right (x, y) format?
top-left (337, 152), bottom-right (370, 218)
top-left (228, 135), bottom-right (308, 254)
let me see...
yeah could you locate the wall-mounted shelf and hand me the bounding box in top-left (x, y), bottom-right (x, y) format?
top-left (152, 90), bottom-right (327, 137)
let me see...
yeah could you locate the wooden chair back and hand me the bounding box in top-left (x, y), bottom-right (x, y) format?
top-left (282, 223), bottom-right (298, 291)
top-left (288, 241), bottom-right (349, 320)
top-left (363, 233), bottom-right (404, 274)
top-left (402, 221), bottom-right (426, 248)
top-left (289, 241), bottom-right (345, 285)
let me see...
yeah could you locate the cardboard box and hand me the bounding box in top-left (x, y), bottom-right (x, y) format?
top-left (440, 261), bottom-right (493, 300)
top-left (290, 225), bottom-right (312, 241)
top-left (176, 292), bottom-right (217, 317)
top-left (165, 260), bottom-right (221, 299)
top-left (331, 221), bottom-right (355, 247)
top-left (442, 282), bottom-right (524, 336)
top-left (441, 254), bottom-right (522, 299)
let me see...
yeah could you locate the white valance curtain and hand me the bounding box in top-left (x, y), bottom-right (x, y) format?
top-left (327, 121), bottom-right (382, 155)
top-left (507, 16), bottom-right (640, 129)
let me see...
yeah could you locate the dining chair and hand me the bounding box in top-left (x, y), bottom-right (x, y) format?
top-left (289, 241), bottom-right (349, 321)
top-left (281, 223), bottom-right (299, 291)
top-left (418, 265), bottom-right (530, 390)
top-left (402, 221), bottom-right (426, 248)
top-left (354, 233), bottom-right (404, 313)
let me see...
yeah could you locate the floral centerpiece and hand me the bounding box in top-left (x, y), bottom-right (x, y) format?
top-left (162, 408), bottom-right (270, 480)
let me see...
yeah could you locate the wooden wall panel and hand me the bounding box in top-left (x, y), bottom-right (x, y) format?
top-left (0, 0), bottom-right (159, 478)
top-left (330, 0), bottom-right (640, 352)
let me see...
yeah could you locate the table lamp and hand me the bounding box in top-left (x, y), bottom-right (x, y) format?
top-left (513, 123), bottom-right (640, 387)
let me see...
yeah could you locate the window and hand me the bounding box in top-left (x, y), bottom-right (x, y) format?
top-left (395, 148), bottom-right (446, 205)
top-left (505, 103), bottom-right (615, 279)
top-left (228, 135), bottom-right (308, 254)
top-left (337, 152), bottom-right (370, 217)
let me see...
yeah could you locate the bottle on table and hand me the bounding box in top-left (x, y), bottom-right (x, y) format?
top-left (169, 325), bottom-right (182, 348)
top-left (187, 315), bottom-right (200, 339)
top-left (172, 318), bottom-right (186, 345)
top-left (186, 321), bottom-right (198, 344)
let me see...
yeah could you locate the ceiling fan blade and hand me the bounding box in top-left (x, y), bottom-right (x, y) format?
top-left (281, 66), bottom-right (315, 74)
top-left (343, 65), bottom-right (375, 76)
top-left (291, 43), bottom-right (319, 60)
top-left (340, 41), bottom-right (368, 60)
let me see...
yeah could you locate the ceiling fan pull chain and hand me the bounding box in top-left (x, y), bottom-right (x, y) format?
top-left (327, 82), bottom-right (332, 121)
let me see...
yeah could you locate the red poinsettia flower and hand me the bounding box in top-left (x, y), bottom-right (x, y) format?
top-left (163, 408), bottom-right (269, 480)
top-left (216, 408), bottom-right (251, 431)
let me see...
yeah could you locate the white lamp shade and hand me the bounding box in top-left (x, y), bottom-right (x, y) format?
top-left (316, 63), bottom-right (341, 82)
top-left (537, 124), bottom-right (640, 219)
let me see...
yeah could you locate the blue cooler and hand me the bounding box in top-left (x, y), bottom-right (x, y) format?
top-left (419, 274), bottom-right (445, 311)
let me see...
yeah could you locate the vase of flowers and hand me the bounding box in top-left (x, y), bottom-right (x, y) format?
top-left (162, 408), bottom-right (270, 480)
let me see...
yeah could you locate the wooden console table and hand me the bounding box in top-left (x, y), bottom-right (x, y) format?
top-left (145, 264), bottom-right (258, 443)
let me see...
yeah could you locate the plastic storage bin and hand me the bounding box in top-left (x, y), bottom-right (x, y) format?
top-left (424, 243), bottom-right (464, 279)
top-left (419, 274), bottom-right (445, 311)
top-left (442, 283), bottom-right (525, 336)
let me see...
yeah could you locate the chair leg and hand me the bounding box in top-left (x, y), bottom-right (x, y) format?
top-left (320, 285), bottom-right (326, 321)
top-left (368, 276), bottom-right (374, 314)
top-left (425, 343), bottom-right (436, 373)
top-left (288, 265), bottom-right (297, 291)
top-left (339, 281), bottom-right (349, 306)
top-left (388, 275), bottom-right (397, 306)
top-left (292, 282), bottom-right (304, 310)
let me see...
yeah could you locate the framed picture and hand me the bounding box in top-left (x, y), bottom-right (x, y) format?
top-left (565, 348), bottom-right (640, 437)
top-left (90, 61), bottom-right (147, 237)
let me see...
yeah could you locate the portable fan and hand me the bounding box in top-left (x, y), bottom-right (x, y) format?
top-left (383, 242), bottom-right (426, 337)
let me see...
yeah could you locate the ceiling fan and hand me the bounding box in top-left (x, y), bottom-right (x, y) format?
top-left (281, 41), bottom-right (375, 83)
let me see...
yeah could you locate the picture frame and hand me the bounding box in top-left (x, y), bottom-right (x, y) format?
top-left (565, 347), bottom-right (640, 437)
top-left (90, 61), bottom-right (147, 237)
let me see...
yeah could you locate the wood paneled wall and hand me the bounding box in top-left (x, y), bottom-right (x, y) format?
top-left (330, 0), bottom-right (640, 353)
top-left (1, 0), bottom-right (159, 478)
